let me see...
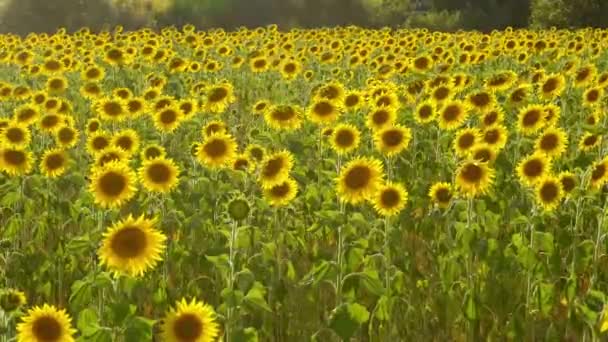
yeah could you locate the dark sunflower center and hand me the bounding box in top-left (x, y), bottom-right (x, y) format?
top-left (522, 110), bottom-right (541, 127)
top-left (155, 99), bottom-right (172, 110)
top-left (344, 165), bottom-right (371, 190)
top-left (376, 96), bottom-right (392, 107)
top-left (488, 75), bottom-right (508, 86)
top-left (99, 171), bottom-right (127, 197)
top-left (234, 159), bottom-right (249, 170)
top-left (99, 153), bottom-right (121, 167)
top-left (345, 95), bottom-right (360, 107)
top-left (32, 316), bottom-right (62, 341)
top-left (380, 189), bottom-right (400, 207)
top-left (284, 63), bottom-right (296, 73)
top-left (561, 176), bottom-right (575, 192)
top-left (473, 149), bottom-right (492, 162)
top-left (110, 226), bottom-right (147, 258)
top-left (524, 159), bottom-right (543, 177)
top-left (542, 78), bottom-right (558, 93)
top-left (270, 182), bottom-right (291, 197)
top-left (147, 163), bottom-right (171, 183)
top-left (414, 57), bottom-right (429, 69)
top-left (433, 87), bottom-right (449, 101)
top-left (382, 130), bottom-right (403, 147)
top-left (117, 137), bottom-right (133, 151)
top-left (418, 105), bottom-right (432, 119)
top-left (372, 110), bottom-right (389, 125)
top-left (6, 127), bottom-right (24, 143)
top-left (41, 115), bottom-right (59, 128)
top-left (483, 112), bottom-right (498, 125)
top-left (160, 110), bottom-right (177, 124)
top-left (86, 68), bottom-right (100, 78)
top-left (17, 108), bottom-right (36, 122)
top-left (208, 87), bottom-right (228, 103)
top-left (103, 102), bottom-right (122, 117)
top-left (511, 89), bottom-right (525, 102)
top-left (470, 93), bottom-right (490, 107)
top-left (250, 148), bottom-right (263, 161)
top-left (92, 137), bottom-right (109, 150)
top-left (107, 49), bottom-right (123, 61)
top-left (313, 102), bottom-right (334, 117)
top-left (4, 150), bottom-right (25, 166)
top-left (272, 107), bottom-right (296, 121)
top-left (49, 79), bottom-right (64, 90)
top-left (576, 69), bottom-right (590, 82)
top-left (128, 100), bottom-right (143, 113)
top-left (45, 60), bottom-right (61, 71)
top-left (173, 313), bottom-right (203, 341)
top-left (255, 103), bottom-right (267, 111)
top-left (436, 188), bottom-right (452, 203)
top-left (584, 135), bottom-right (598, 146)
top-left (540, 182), bottom-right (559, 202)
top-left (58, 128), bottom-right (74, 143)
top-left (145, 147), bottom-right (162, 159)
top-left (442, 105), bottom-right (461, 122)
top-left (320, 86), bottom-right (339, 100)
top-left (586, 89), bottom-right (600, 102)
top-left (45, 153), bottom-right (65, 170)
top-left (540, 133), bottom-right (558, 151)
top-left (180, 103), bottom-right (193, 115)
top-left (253, 59), bottom-right (266, 68)
top-left (592, 164), bottom-right (606, 181)
top-left (203, 139), bottom-right (227, 158)
top-left (335, 130), bottom-right (355, 147)
top-left (458, 133), bottom-right (475, 149)
top-left (461, 163), bottom-right (483, 183)
top-left (263, 158), bottom-right (284, 178)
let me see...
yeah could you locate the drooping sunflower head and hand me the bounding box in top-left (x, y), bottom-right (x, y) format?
top-left (330, 123), bottom-right (361, 155)
top-left (0, 288), bottom-right (27, 313)
top-left (429, 182), bottom-right (454, 208)
top-left (535, 176), bottom-right (563, 211)
top-left (264, 177), bottom-right (299, 207)
top-left (161, 298), bottom-right (220, 342)
top-left (470, 144), bottom-right (497, 163)
top-left (202, 120), bottom-right (227, 138)
top-left (336, 157), bottom-right (384, 205)
top-left (98, 214), bottom-right (166, 277)
top-left (139, 157), bottom-right (180, 193)
top-left (590, 158), bottom-right (608, 189)
top-left (259, 150), bottom-right (294, 189)
top-left (232, 154), bottom-right (254, 173)
top-left (517, 153), bottom-right (551, 187)
top-left (88, 161), bottom-right (137, 209)
top-left (245, 144), bottom-right (266, 163)
top-left (455, 160), bottom-right (495, 198)
top-left (314, 81), bottom-right (346, 103)
top-left (40, 148), bottom-right (68, 178)
top-left (0, 147), bottom-right (33, 176)
top-left (508, 84), bottom-right (530, 107)
top-left (252, 99), bottom-right (270, 115)
top-left (373, 124), bottom-right (412, 157)
top-left (16, 304), bottom-right (76, 342)
top-left (195, 132), bottom-right (238, 169)
top-left (372, 182), bottom-right (408, 217)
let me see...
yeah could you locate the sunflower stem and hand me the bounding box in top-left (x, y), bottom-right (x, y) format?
top-left (226, 219), bottom-right (239, 342)
top-left (592, 199), bottom-right (608, 286)
top-left (465, 197), bottom-right (479, 342)
top-left (383, 215), bottom-right (392, 339)
top-left (336, 201), bottom-right (346, 306)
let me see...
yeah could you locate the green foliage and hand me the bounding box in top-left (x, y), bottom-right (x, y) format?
top-left (403, 10), bottom-right (462, 32)
top-left (530, 0), bottom-right (608, 28)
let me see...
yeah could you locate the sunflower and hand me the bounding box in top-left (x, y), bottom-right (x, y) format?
top-left (88, 161), bottom-right (137, 209)
top-left (590, 157), bottom-right (608, 189)
top-left (153, 106), bottom-right (184, 133)
top-left (94, 97), bottom-right (127, 122)
top-left (0, 288), bottom-right (27, 313)
top-left (232, 154), bottom-right (254, 173)
top-left (438, 100), bottom-right (469, 131)
top-left (265, 104), bottom-right (303, 130)
top-left (429, 182), bottom-right (454, 208)
top-left (543, 104), bottom-right (561, 127)
top-left (14, 104), bottom-right (40, 125)
top-left (485, 70), bottom-right (517, 92)
top-left (413, 100), bottom-right (436, 124)
top-left (202, 120), bottom-right (227, 138)
top-left (264, 177), bottom-right (299, 207)
top-left (80, 82), bottom-right (103, 99)
top-left (579, 132), bottom-right (602, 151)
top-left (161, 298), bottom-right (219, 342)
top-left (98, 214), bottom-right (166, 277)
top-left (87, 131), bottom-right (111, 155)
top-left (558, 171), bottom-right (577, 196)
top-left (195, 132), bottom-right (238, 169)
top-left (467, 90), bottom-right (495, 112)
top-left (372, 182), bottom-right (408, 217)
top-left (411, 55), bottom-right (433, 73)
top-left (336, 157), bottom-right (384, 205)
top-left (252, 100), bottom-right (270, 115)
top-left (482, 125), bottom-right (508, 150)
top-left (370, 91), bottom-right (400, 111)
top-left (40, 148), bottom-right (68, 178)
top-left (374, 124), bottom-right (412, 157)
top-left (250, 56), bottom-right (270, 73)
top-left (314, 82), bottom-right (346, 103)
top-left (113, 88), bottom-right (132, 100)
top-left (55, 125), bottom-right (79, 148)
top-left (535, 126), bottom-right (568, 158)
top-left (507, 84), bottom-right (531, 107)
top-left (307, 99), bottom-right (342, 124)
top-left (259, 150), bottom-right (294, 189)
top-left (470, 144), bottom-right (497, 163)
top-left (81, 64), bottom-right (105, 81)
top-left (279, 59), bottom-right (302, 80)
top-left (16, 304), bottom-right (76, 342)
top-left (583, 87), bottom-right (603, 107)
top-left (455, 160), bottom-right (495, 198)
top-left (245, 144), bottom-right (266, 163)
top-left (139, 157), bottom-right (180, 193)
top-left (517, 153), bottom-right (551, 186)
top-left (141, 144), bottom-right (166, 161)
top-left (39, 113), bottom-right (64, 133)
top-left (366, 105), bottom-right (397, 131)
top-left (539, 74), bottom-right (565, 99)
top-left (0, 147), bottom-right (33, 176)
top-left (95, 147), bottom-right (129, 168)
top-left (202, 82), bottom-right (236, 114)
top-left (517, 104), bottom-right (546, 135)
top-left (125, 97), bottom-right (147, 118)
top-left (344, 91), bottom-right (364, 111)
top-left (535, 176), bottom-right (563, 211)
top-left (330, 123), bottom-right (360, 155)
top-left (1, 123), bottom-right (30, 148)
top-left (574, 64), bottom-right (596, 88)
top-left (112, 129), bottom-right (140, 155)
top-left (453, 128), bottom-right (481, 156)
top-left (46, 76), bottom-right (68, 95)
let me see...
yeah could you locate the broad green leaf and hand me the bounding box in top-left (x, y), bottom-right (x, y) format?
top-left (329, 303), bottom-right (370, 341)
top-left (77, 308), bottom-right (100, 337)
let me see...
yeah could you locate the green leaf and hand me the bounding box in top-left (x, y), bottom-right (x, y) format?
top-left (464, 292), bottom-right (478, 321)
top-left (232, 327), bottom-right (259, 342)
top-left (77, 308), bottom-right (100, 337)
top-left (329, 303), bottom-right (370, 341)
top-left (299, 260), bottom-right (333, 287)
top-left (124, 316), bottom-right (156, 341)
top-left (243, 282), bottom-right (272, 313)
top-left (534, 231), bottom-right (554, 255)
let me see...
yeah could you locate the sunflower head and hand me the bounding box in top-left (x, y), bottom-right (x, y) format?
top-left (372, 182), bottom-right (408, 217)
top-left (139, 157), bottom-right (180, 193)
top-left (374, 124), bottom-right (412, 156)
top-left (162, 298), bottom-right (220, 342)
top-left (336, 157), bottom-right (384, 205)
top-left (517, 153), bottom-right (551, 186)
top-left (141, 144), bottom-right (166, 161)
top-left (455, 160), bottom-right (495, 197)
top-left (16, 304), bottom-right (76, 342)
top-left (429, 182), bottom-right (454, 208)
top-left (330, 124), bottom-right (360, 155)
top-left (259, 150), bottom-right (294, 189)
top-left (0, 288), bottom-right (27, 313)
top-left (88, 161), bottom-right (137, 209)
top-left (227, 197), bottom-right (251, 221)
top-left (264, 178), bottom-right (299, 207)
top-left (40, 148), bottom-right (69, 178)
top-left (195, 132), bottom-right (238, 169)
top-left (0, 147), bottom-right (33, 176)
top-left (535, 176), bottom-right (563, 211)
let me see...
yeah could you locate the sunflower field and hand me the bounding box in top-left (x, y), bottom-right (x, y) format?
top-left (2, 24), bottom-right (608, 341)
